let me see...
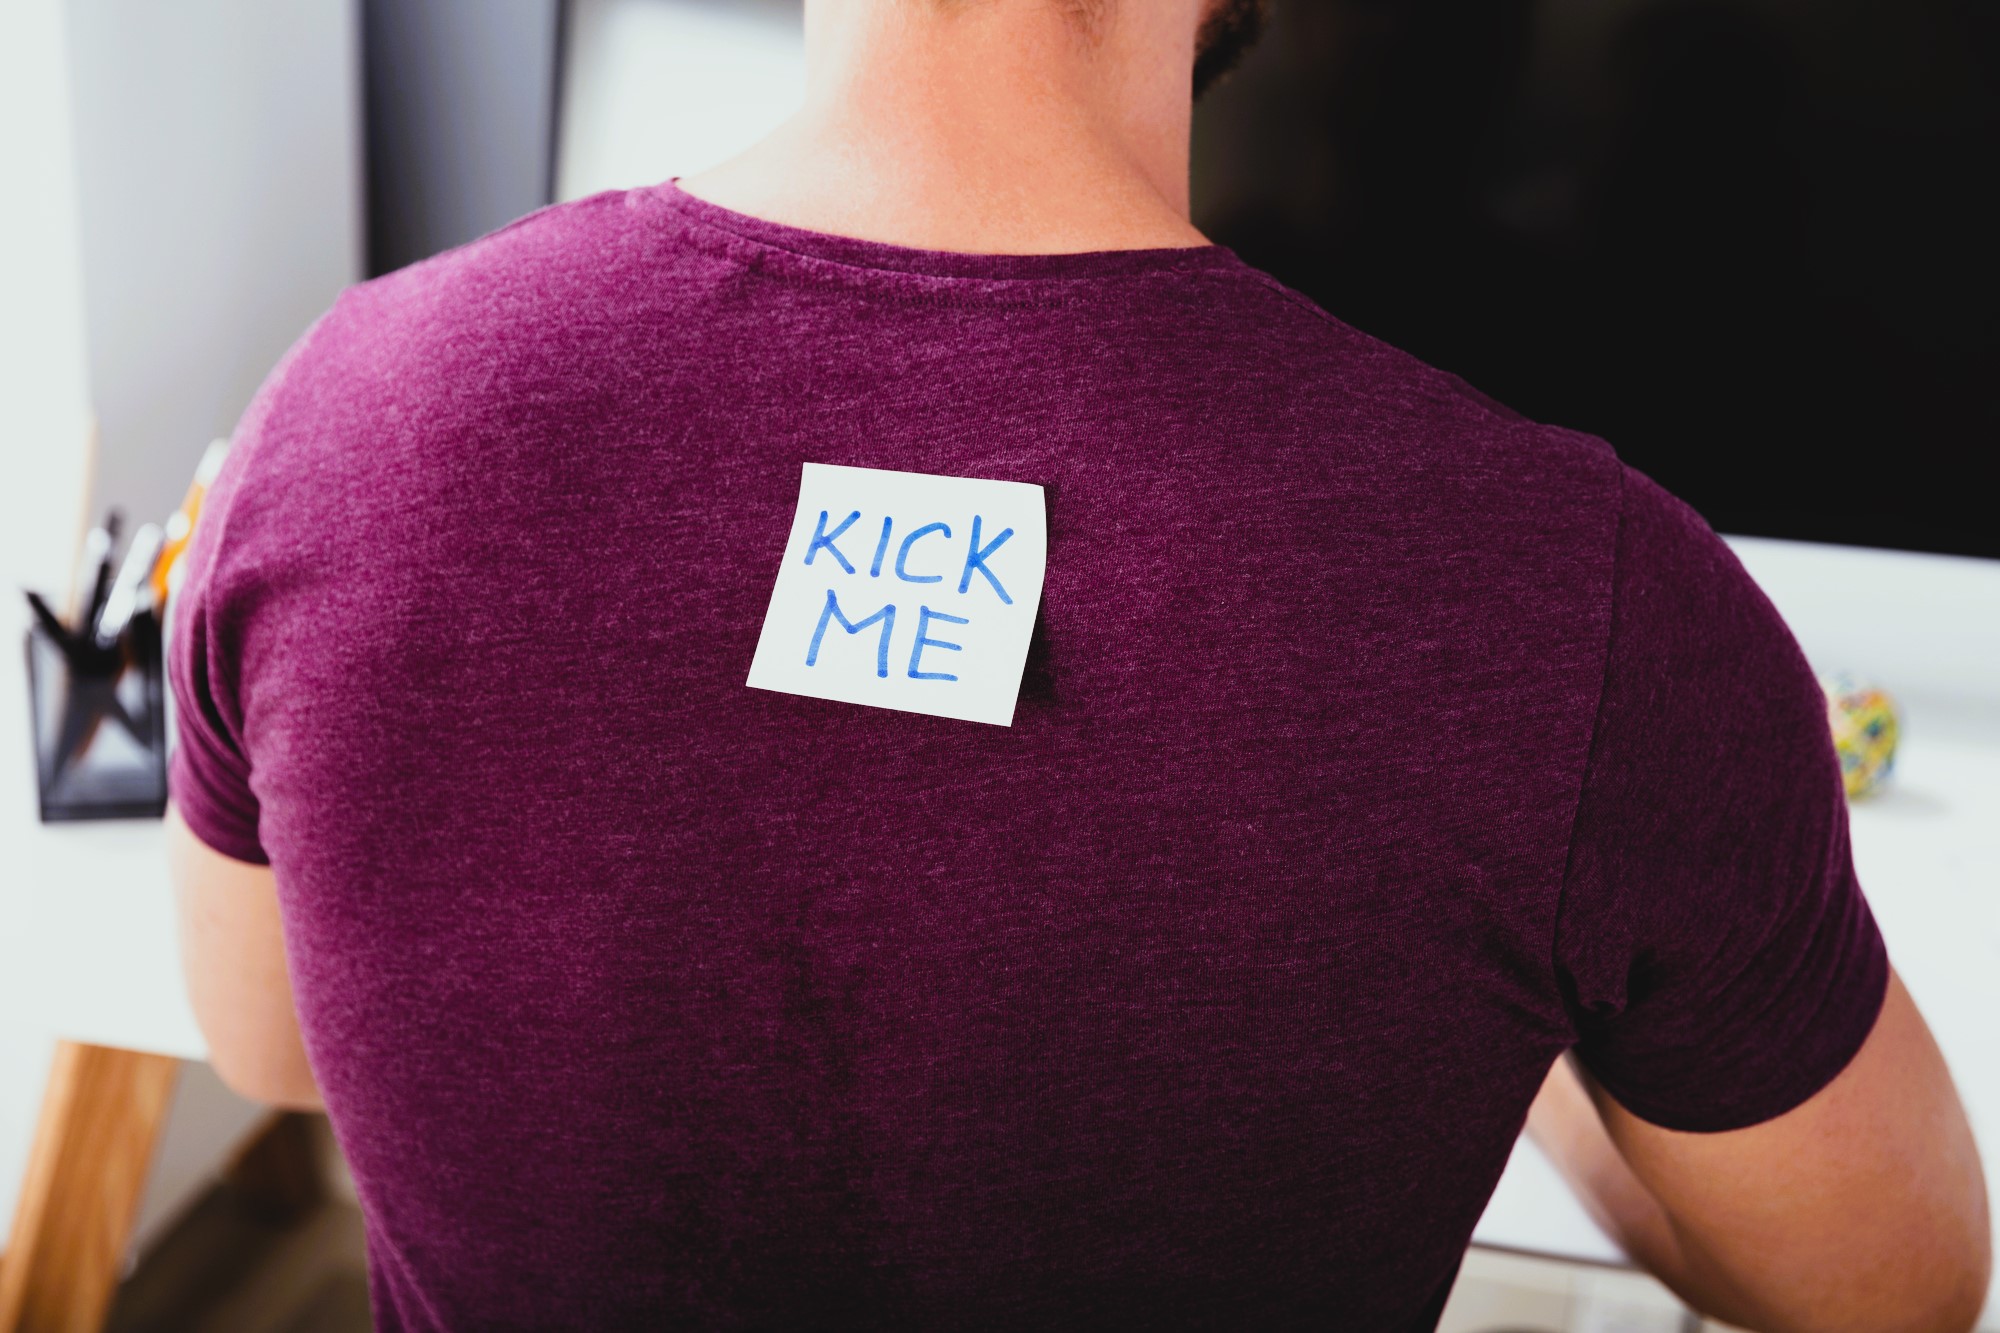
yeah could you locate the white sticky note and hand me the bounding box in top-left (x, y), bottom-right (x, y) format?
top-left (747, 463), bottom-right (1048, 726)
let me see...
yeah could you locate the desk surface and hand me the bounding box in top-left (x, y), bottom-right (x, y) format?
top-left (4, 537), bottom-right (1997, 1318)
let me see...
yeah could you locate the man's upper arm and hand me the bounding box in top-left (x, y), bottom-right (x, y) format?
top-left (166, 807), bottom-right (320, 1110)
top-left (1595, 969), bottom-right (1988, 1330)
top-left (1553, 465), bottom-right (1988, 1324)
top-left (163, 334), bottom-right (325, 1109)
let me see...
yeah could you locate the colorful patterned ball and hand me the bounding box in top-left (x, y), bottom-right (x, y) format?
top-left (1820, 673), bottom-right (1900, 799)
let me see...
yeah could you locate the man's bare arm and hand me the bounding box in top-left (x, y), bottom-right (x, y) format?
top-left (1528, 969), bottom-right (1989, 1332)
top-left (167, 807), bottom-right (323, 1111)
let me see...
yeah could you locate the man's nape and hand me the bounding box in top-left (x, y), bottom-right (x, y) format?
top-left (680, 0), bottom-right (1221, 256)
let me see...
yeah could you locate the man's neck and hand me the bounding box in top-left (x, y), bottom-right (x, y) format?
top-left (679, 0), bottom-right (1208, 255)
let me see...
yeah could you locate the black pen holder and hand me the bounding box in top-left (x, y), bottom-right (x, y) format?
top-left (25, 613), bottom-right (168, 821)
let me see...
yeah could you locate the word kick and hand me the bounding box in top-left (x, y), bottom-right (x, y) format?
top-left (801, 509), bottom-right (1016, 682)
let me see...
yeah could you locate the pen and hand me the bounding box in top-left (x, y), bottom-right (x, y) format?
top-left (151, 439), bottom-right (230, 604)
top-left (25, 589), bottom-right (118, 674)
top-left (92, 523), bottom-right (165, 651)
top-left (74, 509), bottom-right (122, 628)
top-left (24, 590), bottom-right (75, 644)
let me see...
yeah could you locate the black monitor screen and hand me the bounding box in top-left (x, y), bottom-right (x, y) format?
top-left (1193, 0), bottom-right (1998, 558)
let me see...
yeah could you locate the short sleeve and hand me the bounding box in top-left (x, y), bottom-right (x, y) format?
top-left (1554, 465), bottom-right (1889, 1133)
top-left (164, 307), bottom-right (341, 866)
top-left (164, 304), bottom-right (344, 860)
top-left (167, 451), bottom-right (270, 866)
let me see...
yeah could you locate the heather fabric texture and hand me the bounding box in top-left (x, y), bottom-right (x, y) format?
top-left (168, 182), bottom-right (1888, 1332)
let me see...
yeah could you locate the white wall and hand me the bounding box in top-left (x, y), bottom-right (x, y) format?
top-left (557, 0), bottom-right (803, 202)
top-left (0, 0), bottom-right (93, 599)
top-left (0, 0), bottom-right (103, 1261)
top-left (66, 0), bottom-right (364, 528)
top-left (0, 0), bottom-right (363, 1259)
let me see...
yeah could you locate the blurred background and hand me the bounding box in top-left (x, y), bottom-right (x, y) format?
top-left (1196, 0), bottom-right (1998, 559)
top-left (1, 1), bottom-right (1994, 1330)
top-left (12, 0), bottom-right (1997, 556)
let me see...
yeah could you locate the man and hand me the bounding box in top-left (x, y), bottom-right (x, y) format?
top-left (167, 0), bottom-right (1989, 1328)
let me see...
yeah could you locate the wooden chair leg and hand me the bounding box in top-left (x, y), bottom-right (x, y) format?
top-left (0, 1042), bottom-right (181, 1333)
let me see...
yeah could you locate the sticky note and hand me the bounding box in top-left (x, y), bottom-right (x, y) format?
top-left (747, 463), bottom-right (1048, 726)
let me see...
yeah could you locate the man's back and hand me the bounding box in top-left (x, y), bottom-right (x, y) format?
top-left (168, 183), bottom-right (1891, 1329)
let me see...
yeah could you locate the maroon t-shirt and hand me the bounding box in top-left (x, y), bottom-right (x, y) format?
top-left (169, 182), bottom-right (1887, 1331)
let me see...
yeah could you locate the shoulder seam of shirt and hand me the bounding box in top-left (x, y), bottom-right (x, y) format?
top-left (337, 190), bottom-right (635, 309)
top-left (184, 300), bottom-right (347, 742)
top-left (1216, 266), bottom-right (1549, 426)
top-left (1547, 458), bottom-right (1632, 1040)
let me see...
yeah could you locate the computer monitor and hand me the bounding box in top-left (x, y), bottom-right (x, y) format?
top-left (1194, 0), bottom-right (1998, 559)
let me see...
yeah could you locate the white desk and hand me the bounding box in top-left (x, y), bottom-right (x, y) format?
top-left (0, 602), bottom-right (206, 1057)
top-left (3, 537), bottom-right (1997, 1325)
top-left (0, 593), bottom-right (212, 1329)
